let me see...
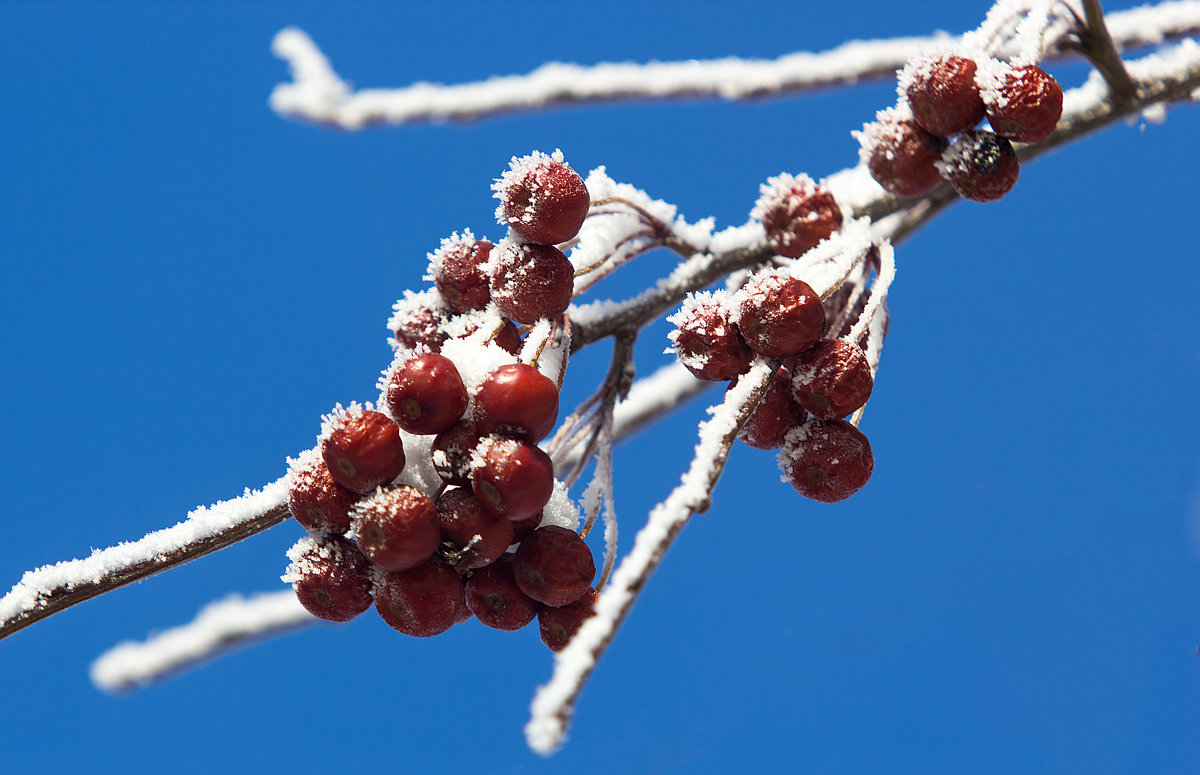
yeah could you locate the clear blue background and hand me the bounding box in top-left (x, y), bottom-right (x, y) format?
top-left (1, 2), bottom-right (1197, 773)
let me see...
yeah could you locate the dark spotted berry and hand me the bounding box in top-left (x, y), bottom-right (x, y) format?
top-left (755, 174), bottom-right (843, 258)
top-left (903, 54), bottom-right (986, 135)
top-left (494, 151), bottom-right (590, 245)
top-left (374, 559), bottom-right (464, 637)
top-left (385, 353), bottom-right (468, 435)
top-left (287, 455), bottom-right (356, 535)
top-left (778, 419), bottom-right (874, 503)
top-left (791, 339), bottom-right (874, 420)
top-left (473, 363), bottom-right (560, 442)
top-left (538, 588), bottom-right (599, 652)
top-left (465, 554), bottom-right (539, 631)
top-left (980, 64), bottom-right (1063, 143)
top-left (352, 485), bottom-right (441, 571)
top-left (734, 271), bottom-right (826, 358)
top-left (512, 525), bottom-right (596, 608)
top-left (858, 109), bottom-right (949, 196)
top-left (321, 410), bottom-right (406, 494)
top-left (489, 242), bottom-right (575, 324)
top-left (285, 536), bottom-right (373, 623)
top-left (669, 295), bottom-right (754, 381)
top-left (940, 130), bottom-right (1020, 202)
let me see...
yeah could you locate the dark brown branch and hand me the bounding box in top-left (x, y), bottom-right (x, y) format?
top-left (1073, 0), bottom-right (1139, 105)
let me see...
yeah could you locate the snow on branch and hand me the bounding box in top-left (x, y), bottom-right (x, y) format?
top-left (269, 2), bottom-right (1200, 130)
top-left (91, 591), bottom-right (313, 692)
top-left (0, 478), bottom-right (290, 641)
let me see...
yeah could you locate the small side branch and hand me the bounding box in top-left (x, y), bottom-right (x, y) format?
top-left (1075, 0), bottom-right (1139, 103)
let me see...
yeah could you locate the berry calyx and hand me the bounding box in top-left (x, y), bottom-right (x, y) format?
top-left (779, 420), bottom-right (875, 503)
top-left (488, 242), bottom-right (575, 324)
top-left (374, 559), bottom-right (465, 638)
top-left (287, 455), bottom-right (356, 535)
top-left (939, 129), bottom-right (1020, 202)
top-left (979, 64), bottom-right (1063, 143)
top-left (734, 271), bottom-right (826, 358)
top-left (512, 525), bottom-right (596, 608)
top-left (351, 485), bottom-right (441, 571)
top-left (385, 353), bottom-right (469, 436)
top-left (471, 437), bottom-right (556, 521)
top-left (538, 588), bottom-right (599, 652)
top-left (321, 409), bottom-right (406, 494)
top-left (464, 554), bottom-right (539, 631)
top-left (494, 150), bottom-right (590, 245)
top-left (668, 294), bottom-right (754, 381)
top-left (431, 234), bottom-right (494, 313)
top-left (284, 536), bottom-right (374, 623)
top-left (858, 109), bottom-right (949, 197)
top-left (731, 367), bottom-right (808, 450)
top-left (902, 54), bottom-right (987, 136)
top-left (791, 339), bottom-right (874, 420)
top-left (435, 487), bottom-right (514, 570)
top-left (472, 363), bottom-right (560, 443)
top-left (754, 173), bottom-right (843, 258)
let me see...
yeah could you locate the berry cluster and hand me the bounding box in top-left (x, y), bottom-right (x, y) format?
top-left (668, 265), bottom-right (876, 504)
top-left (282, 151), bottom-right (600, 652)
top-left (858, 53), bottom-right (1063, 202)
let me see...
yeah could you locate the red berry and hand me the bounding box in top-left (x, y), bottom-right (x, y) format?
top-left (538, 588), bottom-right (599, 652)
top-left (755, 173), bottom-right (843, 258)
top-left (430, 420), bottom-right (483, 487)
top-left (509, 510), bottom-right (543, 543)
top-left (352, 485), bottom-right (441, 571)
top-left (980, 64), bottom-right (1063, 143)
top-left (390, 297), bottom-right (449, 353)
top-left (512, 525), bottom-right (596, 608)
top-left (472, 437), bottom-right (556, 521)
top-left (491, 319), bottom-right (523, 356)
top-left (432, 235), bottom-right (493, 313)
top-left (285, 536), bottom-right (373, 623)
top-left (779, 419), bottom-right (874, 503)
top-left (321, 410), bottom-right (406, 494)
top-left (373, 559), bottom-right (464, 637)
top-left (385, 353), bottom-right (468, 435)
top-left (435, 487), bottom-right (515, 570)
top-left (903, 54), bottom-right (986, 135)
top-left (287, 456), bottom-right (356, 535)
top-left (668, 295), bottom-right (754, 381)
top-left (494, 151), bottom-right (590, 245)
top-left (464, 554), bottom-right (539, 631)
top-left (489, 242), bottom-right (574, 324)
top-left (858, 109), bottom-right (949, 196)
top-left (734, 271), bottom-right (826, 358)
top-left (473, 363), bottom-right (560, 442)
top-left (730, 367), bottom-right (808, 450)
top-left (940, 130), bottom-right (1020, 202)
top-left (791, 339), bottom-right (874, 420)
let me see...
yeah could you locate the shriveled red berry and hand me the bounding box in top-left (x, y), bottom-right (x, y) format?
top-left (430, 420), bottom-right (483, 487)
top-left (791, 339), bottom-right (874, 420)
top-left (285, 536), bottom-right (373, 623)
top-left (779, 419), bottom-right (874, 503)
top-left (472, 437), bottom-right (556, 521)
top-left (668, 295), bottom-right (753, 381)
top-left (385, 353), bottom-right (468, 435)
top-left (473, 363), bottom-right (560, 442)
top-left (940, 130), bottom-right (1020, 203)
top-left (755, 173), bottom-right (843, 258)
top-left (730, 367), bottom-right (808, 450)
top-left (432, 235), bottom-right (493, 313)
top-left (903, 54), bottom-right (986, 135)
top-left (287, 456), bottom-right (356, 535)
top-left (494, 151), bottom-right (590, 245)
top-left (858, 109), bottom-right (949, 196)
top-left (373, 559), bottom-right (464, 637)
top-left (436, 487), bottom-right (514, 570)
top-left (734, 271), bottom-right (826, 358)
top-left (352, 485), bottom-right (440, 571)
top-left (513, 525), bottom-right (596, 608)
top-left (390, 298), bottom-right (449, 353)
top-left (538, 587), bottom-right (599, 652)
top-left (321, 410), bottom-right (406, 494)
top-left (489, 242), bottom-right (574, 324)
top-left (465, 554), bottom-right (539, 631)
top-left (980, 64), bottom-right (1063, 143)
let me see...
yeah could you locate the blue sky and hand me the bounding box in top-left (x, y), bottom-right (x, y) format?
top-left (1, 2), bottom-right (1198, 773)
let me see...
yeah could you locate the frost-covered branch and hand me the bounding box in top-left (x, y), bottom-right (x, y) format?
top-left (269, 1), bottom-right (1200, 129)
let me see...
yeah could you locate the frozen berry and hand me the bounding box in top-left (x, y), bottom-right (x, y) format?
top-left (538, 587), bottom-right (599, 652)
top-left (321, 410), bottom-right (406, 494)
top-left (754, 173), bottom-right (842, 258)
top-left (512, 525), bottom-right (596, 608)
top-left (465, 554), bottom-right (539, 631)
top-left (432, 235), bottom-right (493, 313)
top-left (287, 456), bottom-right (356, 535)
top-left (730, 367), bottom-right (808, 450)
top-left (436, 487), bottom-right (514, 570)
top-left (940, 130), bottom-right (1020, 202)
top-left (492, 319), bottom-right (523, 356)
top-left (430, 420), bottom-right (483, 488)
top-left (902, 54), bottom-right (986, 135)
top-left (668, 295), bottom-right (753, 381)
top-left (489, 242), bottom-right (574, 324)
top-left (391, 300), bottom-right (449, 353)
top-left (494, 151), bottom-right (590, 245)
top-left (779, 420), bottom-right (874, 503)
top-left (858, 110), bottom-right (949, 196)
top-left (472, 437), bottom-right (556, 521)
top-left (980, 64), bottom-right (1063, 143)
top-left (791, 339), bottom-right (874, 420)
top-left (374, 559), bottom-right (464, 637)
top-left (284, 536), bottom-right (373, 623)
top-left (352, 485), bottom-right (440, 571)
top-left (385, 353), bottom-right (468, 435)
top-left (734, 271), bottom-right (826, 358)
top-left (473, 363), bottom-right (560, 442)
